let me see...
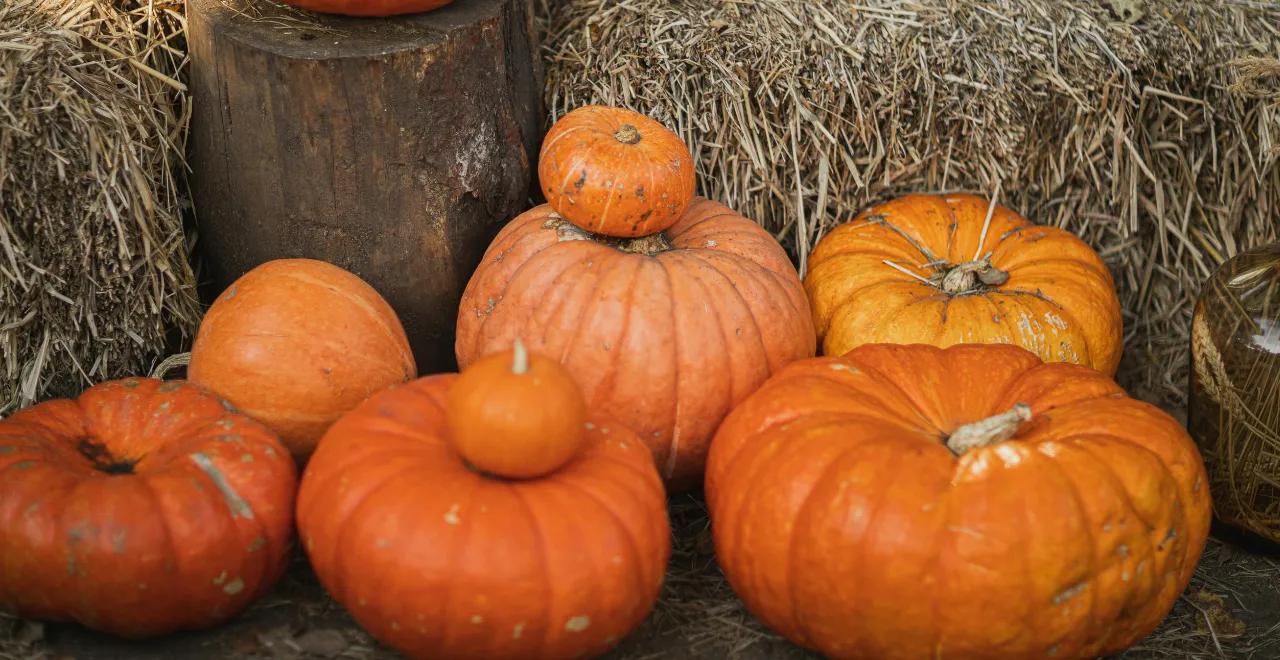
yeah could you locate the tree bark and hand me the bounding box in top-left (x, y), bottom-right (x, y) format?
top-left (187, 0), bottom-right (543, 373)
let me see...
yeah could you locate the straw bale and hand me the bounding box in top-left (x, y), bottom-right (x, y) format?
top-left (0, 0), bottom-right (198, 414)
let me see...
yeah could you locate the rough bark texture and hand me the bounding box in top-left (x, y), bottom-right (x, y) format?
top-left (188, 0), bottom-right (542, 373)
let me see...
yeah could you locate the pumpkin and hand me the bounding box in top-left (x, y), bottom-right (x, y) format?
top-left (455, 198), bottom-right (816, 488)
top-left (189, 258), bottom-right (416, 460)
top-left (297, 374), bottom-right (669, 660)
top-left (279, 0), bottom-right (451, 17)
top-left (705, 343), bottom-right (1210, 659)
top-left (0, 378), bottom-right (297, 639)
top-left (805, 193), bottom-right (1123, 374)
top-left (446, 339), bottom-right (588, 479)
top-left (539, 105), bottom-right (696, 238)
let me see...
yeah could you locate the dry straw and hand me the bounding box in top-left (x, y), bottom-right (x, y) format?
top-left (0, 0), bottom-right (199, 414)
top-left (541, 0), bottom-right (1280, 410)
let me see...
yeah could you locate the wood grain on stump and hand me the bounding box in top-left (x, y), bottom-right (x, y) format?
top-left (188, 0), bottom-right (542, 373)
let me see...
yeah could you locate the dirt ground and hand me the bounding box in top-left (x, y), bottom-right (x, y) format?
top-left (3, 491), bottom-right (1278, 660)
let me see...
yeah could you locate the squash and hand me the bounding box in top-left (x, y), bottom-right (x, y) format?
top-left (456, 198), bottom-right (816, 488)
top-left (539, 105), bottom-right (696, 238)
top-left (706, 343), bottom-right (1210, 659)
top-left (0, 378), bottom-right (297, 638)
top-left (805, 193), bottom-right (1123, 374)
top-left (189, 258), bottom-right (416, 460)
top-left (446, 340), bottom-right (588, 479)
top-left (298, 372), bottom-right (669, 659)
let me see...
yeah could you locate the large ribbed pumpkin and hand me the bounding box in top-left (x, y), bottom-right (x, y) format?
top-left (189, 259), bottom-right (416, 460)
top-left (456, 198), bottom-right (816, 487)
top-left (706, 343), bottom-right (1210, 659)
top-left (297, 374), bottom-right (669, 660)
top-left (805, 193), bottom-right (1123, 374)
top-left (0, 378), bottom-right (296, 638)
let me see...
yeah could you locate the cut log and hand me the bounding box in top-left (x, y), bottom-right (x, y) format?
top-left (187, 0), bottom-right (543, 373)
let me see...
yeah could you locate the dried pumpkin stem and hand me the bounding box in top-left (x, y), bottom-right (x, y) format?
top-left (511, 338), bottom-right (529, 375)
top-left (946, 403), bottom-right (1032, 455)
top-left (613, 124), bottom-right (641, 145)
top-left (940, 259), bottom-right (1009, 295)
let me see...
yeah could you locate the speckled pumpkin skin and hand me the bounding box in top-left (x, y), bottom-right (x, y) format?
top-left (297, 374), bottom-right (670, 660)
top-left (0, 378), bottom-right (297, 638)
top-left (707, 343), bottom-right (1211, 659)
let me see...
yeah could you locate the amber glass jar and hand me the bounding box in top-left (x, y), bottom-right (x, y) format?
top-left (1189, 242), bottom-right (1280, 543)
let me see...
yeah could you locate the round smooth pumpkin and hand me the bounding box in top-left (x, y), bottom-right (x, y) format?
top-left (706, 343), bottom-right (1210, 659)
top-left (189, 258), bottom-right (416, 460)
top-left (279, 0), bottom-right (451, 17)
top-left (446, 340), bottom-right (587, 479)
top-left (805, 193), bottom-right (1123, 374)
top-left (297, 375), bottom-right (669, 660)
top-left (0, 378), bottom-right (297, 638)
top-left (455, 198), bottom-right (816, 488)
top-left (539, 105), bottom-right (696, 238)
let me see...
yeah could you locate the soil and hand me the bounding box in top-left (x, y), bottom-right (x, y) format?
top-left (3, 496), bottom-right (1279, 660)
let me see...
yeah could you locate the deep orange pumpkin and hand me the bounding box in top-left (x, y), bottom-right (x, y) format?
top-left (446, 340), bottom-right (588, 479)
top-left (805, 193), bottom-right (1124, 374)
top-left (278, 0), bottom-right (451, 17)
top-left (455, 198), bottom-right (816, 488)
top-left (0, 378), bottom-right (297, 638)
top-left (189, 258), bottom-right (416, 460)
top-left (297, 375), bottom-right (669, 660)
top-left (539, 105), bottom-right (696, 238)
top-left (706, 343), bottom-right (1210, 659)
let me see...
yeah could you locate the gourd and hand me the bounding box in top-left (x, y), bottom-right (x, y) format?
top-left (0, 378), bottom-right (297, 638)
top-left (189, 258), bottom-right (416, 460)
top-left (456, 198), bottom-right (815, 487)
top-left (805, 193), bottom-right (1124, 374)
top-left (706, 343), bottom-right (1210, 659)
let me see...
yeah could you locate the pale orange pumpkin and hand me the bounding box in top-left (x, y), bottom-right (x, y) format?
top-left (805, 193), bottom-right (1123, 374)
top-left (446, 340), bottom-right (588, 479)
top-left (298, 374), bottom-right (669, 660)
top-left (706, 343), bottom-right (1211, 659)
top-left (456, 198), bottom-right (816, 488)
top-left (539, 105), bottom-right (696, 238)
top-left (189, 259), bottom-right (416, 459)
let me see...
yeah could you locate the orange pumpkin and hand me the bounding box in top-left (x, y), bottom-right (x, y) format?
top-left (279, 0), bottom-right (451, 17)
top-left (539, 105), bottom-right (696, 238)
top-left (0, 378), bottom-right (296, 638)
top-left (446, 340), bottom-right (588, 479)
top-left (706, 343), bottom-right (1210, 659)
top-left (189, 259), bottom-right (416, 460)
top-left (805, 193), bottom-right (1123, 374)
top-left (297, 374), bottom-right (669, 660)
top-left (456, 198), bottom-right (816, 488)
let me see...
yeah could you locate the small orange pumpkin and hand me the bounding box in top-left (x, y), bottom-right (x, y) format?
top-left (446, 340), bottom-right (588, 479)
top-left (805, 193), bottom-right (1123, 374)
top-left (0, 378), bottom-right (296, 638)
top-left (539, 105), bottom-right (696, 238)
top-left (189, 259), bottom-right (416, 459)
top-left (298, 373), bottom-right (670, 659)
top-left (706, 343), bottom-right (1210, 659)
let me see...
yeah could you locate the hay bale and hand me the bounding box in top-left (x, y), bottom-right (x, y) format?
top-left (0, 0), bottom-right (198, 413)
top-left (541, 0), bottom-right (1280, 409)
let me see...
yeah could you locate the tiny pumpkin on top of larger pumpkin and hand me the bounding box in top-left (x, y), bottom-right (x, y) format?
top-left (804, 193), bottom-right (1124, 374)
top-left (539, 105), bottom-right (696, 238)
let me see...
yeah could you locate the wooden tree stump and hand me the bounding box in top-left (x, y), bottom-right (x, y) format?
top-left (187, 0), bottom-right (542, 373)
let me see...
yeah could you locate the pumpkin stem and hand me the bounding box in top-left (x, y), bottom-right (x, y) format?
top-left (511, 338), bottom-right (529, 375)
top-left (613, 124), bottom-right (641, 145)
top-left (946, 403), bottom-right (1032, 455)
top-left (940, 259), bottom-right (1009, 295)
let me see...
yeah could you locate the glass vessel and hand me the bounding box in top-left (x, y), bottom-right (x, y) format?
top-left (1189, 242), bottom-right (1280, 543)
